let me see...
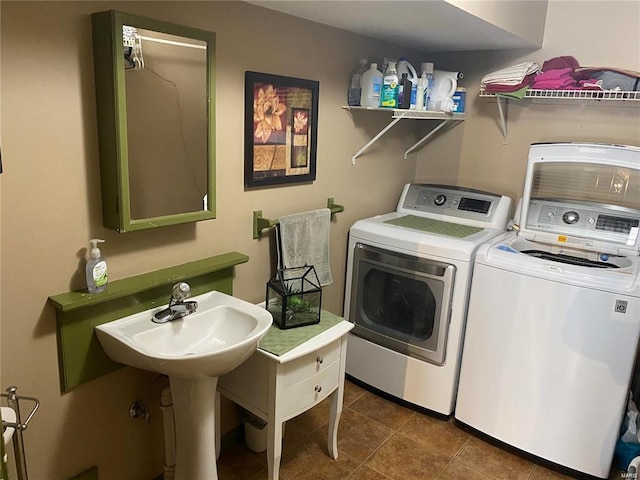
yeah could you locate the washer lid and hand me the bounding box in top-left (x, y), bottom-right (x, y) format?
top-left (518, 143), bottom-right (640, 256)
top-left (477, 232), bottom-right (640, 295)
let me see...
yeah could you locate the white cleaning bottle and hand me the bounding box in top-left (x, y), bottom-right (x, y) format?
top-left (86, 239), bottom-right (108, 294)
top-left (421, 63), bottom-right (434, 110)
top-left (412, 73), bottom-right (427, 110)
top-left (360, 63), bottom-right (384, 108)
top-left (348, 58), bottom-right (369, 106)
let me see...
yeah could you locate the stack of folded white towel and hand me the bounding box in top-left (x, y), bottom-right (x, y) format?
top-left (481, 62), bottom-right (540, 87)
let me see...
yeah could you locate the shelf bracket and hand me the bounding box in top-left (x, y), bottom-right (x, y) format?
top-left (496, 96), bottom-right (508, 139)
top-left (352, 117), bottom-right (402, 164)
top-left (403, 120), bottom-right (451, 159)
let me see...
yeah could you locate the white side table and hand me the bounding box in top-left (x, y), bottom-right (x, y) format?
top-left (216, 316), bottom-right (354, 480)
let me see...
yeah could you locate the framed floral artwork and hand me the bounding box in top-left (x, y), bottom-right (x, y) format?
top-left (244, 71), bottom-right (319, 187)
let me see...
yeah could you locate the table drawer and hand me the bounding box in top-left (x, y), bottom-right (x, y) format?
top-left (283, 339), bottom-right (341, 387)
top-left (282, 359), bottom-right (340, 419)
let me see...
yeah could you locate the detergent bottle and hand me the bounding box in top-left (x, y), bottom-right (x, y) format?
top-left (397, 57), bottom-right (418, 82)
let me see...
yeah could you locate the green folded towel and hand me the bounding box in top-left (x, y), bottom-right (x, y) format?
top-left (496, 86), bottom-right (530, 100)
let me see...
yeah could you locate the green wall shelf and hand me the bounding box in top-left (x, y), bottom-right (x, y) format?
top-left (48, 252), bottom-right (249, 392)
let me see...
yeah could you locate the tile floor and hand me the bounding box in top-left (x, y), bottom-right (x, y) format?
top-left (216, 380), bottom-right (627, 480)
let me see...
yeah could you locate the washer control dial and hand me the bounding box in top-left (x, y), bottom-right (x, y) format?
top-left (434, 194), bottom-right (447, 206)
top-left (562, 211), bottom-right (580, 224)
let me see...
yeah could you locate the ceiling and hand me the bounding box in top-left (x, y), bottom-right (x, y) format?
top-left (244, 0), bottom-right (545, 52)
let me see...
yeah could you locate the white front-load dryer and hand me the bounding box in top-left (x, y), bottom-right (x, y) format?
top-left (344, 183), bottom-right (512, 415)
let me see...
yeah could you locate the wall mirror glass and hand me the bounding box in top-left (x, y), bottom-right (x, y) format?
top-left (91, 10), bottom-right (216, 232)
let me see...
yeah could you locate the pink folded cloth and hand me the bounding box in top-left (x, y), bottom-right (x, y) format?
top-left (532, 68), bottom-right (579, 89)
top-left (542, 56), bottom-right (579, 71)
top-left (484, 73), bottom-right (536, 93)
top-left (533, 80), bottom-right (579, 90)
top-left (535, 67), bottom-right (573, 80)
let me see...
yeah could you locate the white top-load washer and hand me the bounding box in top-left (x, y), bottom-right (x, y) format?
top-left (344, 183), bottom-right (512, 415)
top-left (455, 143), bottom-right (640, 478)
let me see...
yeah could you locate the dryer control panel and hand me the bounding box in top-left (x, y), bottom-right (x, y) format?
top-left (526, 199), bottom-right (640, 248)
top-left (398, 184), bottom-right (511, 228)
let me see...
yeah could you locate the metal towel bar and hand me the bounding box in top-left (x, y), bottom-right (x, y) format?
top-left (253, 198), bottom-right (344, 239)
top-left (2, 386), bottom-right (40, 480)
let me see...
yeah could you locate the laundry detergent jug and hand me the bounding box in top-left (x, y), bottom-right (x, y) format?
top-left (428, 70), bottom-right (461, 112)
top-left (397, 57), bottom-right (418, 82)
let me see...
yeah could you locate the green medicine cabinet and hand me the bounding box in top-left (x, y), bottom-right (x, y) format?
top-left (91, 10), bottom-right (216, 232)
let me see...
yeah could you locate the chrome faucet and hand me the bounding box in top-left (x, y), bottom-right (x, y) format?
top-left (153, 282), bottom-right (198, 323)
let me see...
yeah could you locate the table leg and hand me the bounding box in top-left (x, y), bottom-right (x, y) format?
top-left (266, 416), bottom-right (283, 480)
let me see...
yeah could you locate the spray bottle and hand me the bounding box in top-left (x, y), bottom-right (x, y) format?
top-left (86, 239), bottom-right (108, 294)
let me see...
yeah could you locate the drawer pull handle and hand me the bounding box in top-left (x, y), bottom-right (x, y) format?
top-left (316, 356), bottom-right (324, 365)
top-left (314, 385), bottom-right (322, 394)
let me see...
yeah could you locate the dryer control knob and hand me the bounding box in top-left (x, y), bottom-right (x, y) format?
top-left (563, 211), bottom-right (580, 224)
top-left (434, 194), bottom-right (447, 206)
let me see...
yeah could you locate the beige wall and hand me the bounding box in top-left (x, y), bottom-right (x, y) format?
top-left (2, 0), bottom-right (639, 478)
top-left (446, 0), bottom-right (547, 48)
top-left (416, 0), bottom-right (640, 204)
top-left (0, 1), bottom-right (420, 478)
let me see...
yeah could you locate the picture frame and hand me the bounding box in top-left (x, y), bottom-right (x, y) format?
top-left (244, 71), bottom-right (319, 187)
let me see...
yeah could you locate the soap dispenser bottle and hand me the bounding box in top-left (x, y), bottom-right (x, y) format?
top-left (86, 239), bottom-right (108, 294)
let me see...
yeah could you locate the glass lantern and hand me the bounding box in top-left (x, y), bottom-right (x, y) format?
top-left (266, 266), bottom-right (322, 329)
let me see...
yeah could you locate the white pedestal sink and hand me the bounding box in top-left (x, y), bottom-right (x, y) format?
top-left (95, 290), bottom-right (273, 480)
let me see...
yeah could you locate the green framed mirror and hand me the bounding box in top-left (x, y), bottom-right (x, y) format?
top-left (91, 11), bottom-right (216, 232)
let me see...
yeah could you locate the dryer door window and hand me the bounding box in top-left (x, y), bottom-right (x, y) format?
top-left (349, 243), bottom-right (455, 365)
top-left (362, 269), bottom-right (436, 340)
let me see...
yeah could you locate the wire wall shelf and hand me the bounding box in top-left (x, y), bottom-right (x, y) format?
top-left (480, 89), bottom-right (640, 101)
top-left (479, 88), bottom-right (640, 140)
